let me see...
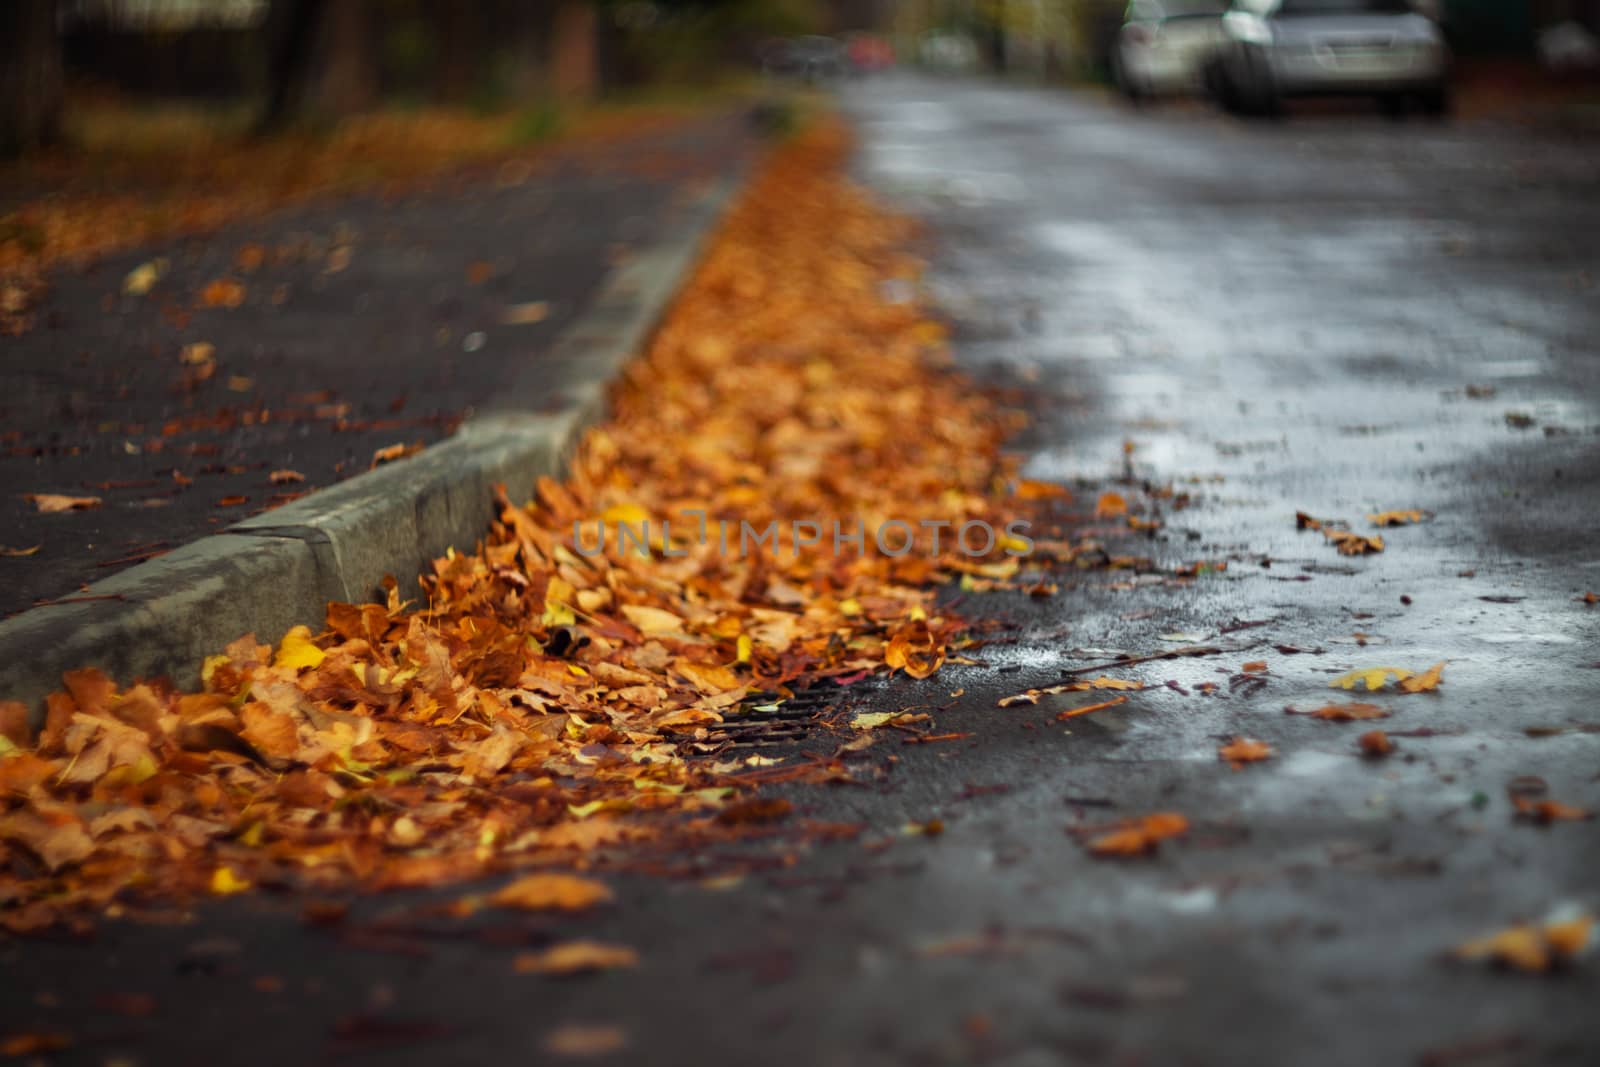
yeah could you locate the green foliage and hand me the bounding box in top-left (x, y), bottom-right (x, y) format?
top-left (507, 102), bottom-right (565, 145)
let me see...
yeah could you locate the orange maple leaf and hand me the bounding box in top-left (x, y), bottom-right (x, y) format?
top-left (1218, 737), bottom-right (1274, 768)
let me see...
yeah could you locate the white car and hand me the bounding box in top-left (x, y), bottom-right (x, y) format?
top-left (1212, 0), bottom-right (1450, 116)
top-left (1113, 1), bottom-right (1229, 102)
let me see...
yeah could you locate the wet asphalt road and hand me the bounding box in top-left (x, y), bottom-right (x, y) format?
top-left (5, 79), bottom-right (1600, 1066)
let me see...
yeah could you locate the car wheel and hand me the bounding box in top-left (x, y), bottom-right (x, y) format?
top-left (1112, 54), bottom-right (1145, 106)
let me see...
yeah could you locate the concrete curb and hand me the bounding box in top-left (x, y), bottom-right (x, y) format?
top-left (0, 175), bottom-right (739, 722)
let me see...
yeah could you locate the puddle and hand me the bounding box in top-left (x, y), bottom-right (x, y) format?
top-left (1474, 631), bottom-right (1581, 645)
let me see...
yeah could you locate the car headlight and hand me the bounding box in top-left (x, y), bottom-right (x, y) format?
top-left (1224, 13), bottom-right (1273, 47)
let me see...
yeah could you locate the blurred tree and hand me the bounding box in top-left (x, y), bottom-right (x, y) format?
top-left (427, 0), bottom-right (480, 103)
top-left (257, 0), bottom-right (379, 132)
top-left (0, 0), bottom-right (63, 157)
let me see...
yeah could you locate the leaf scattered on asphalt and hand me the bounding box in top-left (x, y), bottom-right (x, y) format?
top-left (542, 1024), bottom-right (628, 1057)
top-left (1056, 695), bottom-right (1131, 721)
top-left (1293, 702), bottom-right (1389, 721)
top-left (1218, 737), bottom-right (1274, 768)
top-left (198, 278), bottom-right (246, 308)
top-left (513, 941), bottom-right (638, 975)
top-left (501, 301), bottom-right (550, 325)
top-left (1397, 661), bottom-right (1446, 693)
top-left (1296, 511), bottom-right (1384, 555)
top-left (1453, 908), bottom-right (1595, 973)
top-left (997, 676), bottom-right (1142, 708)
top-left (488, 873), bottom-right (613, 912)
top-left (1368, 509), bottom-right (1431, 527)
top-left (1357, 730), bottom-right (1395, 757)
top-left (24, 493), bottom-right (101, 514)
top-left (1084, 812), bottom-right (1189, 857)
top-left (1329, 666), bottom-right (1433, 692)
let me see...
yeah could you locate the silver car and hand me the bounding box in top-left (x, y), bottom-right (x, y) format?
top-left (1211, 0), bottom-right (1450, 117)
top-left (1112, 1), bottom-right (1228, 102)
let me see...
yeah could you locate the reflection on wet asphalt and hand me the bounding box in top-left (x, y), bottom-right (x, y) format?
top-left (2, 77), bottom-right (1597, 1067)
top-left (840, 75), bottom-right (1600, 1063)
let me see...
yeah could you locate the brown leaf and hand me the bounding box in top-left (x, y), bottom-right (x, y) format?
top-left (1086, 812), bottom-right (1189, 857)
top-left (372, 442), bottom-right (422, 467)
top-left (542, 1024), bottom-right (627, 1057)
top-left (488, 873), bottom-right (613, 912)
top-left (1303, 702), bottom-right (1389, 722)
top-left (513, 941), bottom-right (639, 976)
top-left (501, 301), bottom-right (549, 325)
top-left (198, 278), bottom-right (245, 308)
top-left (0, 812), bottom-right (95, 872)
top-left (1357, 730), bottom-right (1395, 757)
top-left (24, 493), bottom-right (101, 513)
top-left (1055, 695), bottom-right (1130, 721)
top-left (1218, 737), bottom-right (1274, 768)
top-left (239, 702), bottom-right (303, 761)
top-left (269, 469), bottom-right (305, 485)
top-left (1368, 509), bottom-right (1430, 527)
top-left (0, 701), bottom-right (31, 747)
top-left (884, 622), bottom-right (945, 680)
top-left (1397, 661), bottom-right (1445, 693)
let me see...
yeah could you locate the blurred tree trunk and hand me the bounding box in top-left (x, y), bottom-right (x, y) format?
top-left (258, 0), bottom-right (378, 133)
top-left (502, 2), bottom-right (556, 105)
top-left (549, 1), bottom-right (599, 102)
top-left (314, 0), bottom-right (379, 116)
top-left (0, 0), bottom-right (63, 158)
top-left (428, 0), bottom-right (480, 104)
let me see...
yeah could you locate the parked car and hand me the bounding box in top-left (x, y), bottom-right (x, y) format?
top-left (919, 31), bottom-right (980, 74)
top-left (1113, 0), bottom-right (1229, 103)
top-left (844, 32), bottom-right (895, 74)
top-left (760, 36), bottom-right (847, 83)
top-left (1209, 0), bottom-right (1450, 117)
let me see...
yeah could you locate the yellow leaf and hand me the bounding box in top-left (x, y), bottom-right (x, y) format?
top-left (210, 866), bottom-right (251, 895)
top-left (736, 634), bottom-right (752, 664)
top-left (180, 341), bottom-right (215, 365)
top-left (122, 258), bottom-right (167, 295)
top-left (601, 503), bottom-right (650, 527)
top-left (541, 576), bottom-right (576, 627)
top-left (1329, 666), bottom-right (1413, 691)
top-left (567, 799), bottom-right (630, 819)
top-left (273, 625), bottom-right (326, 671)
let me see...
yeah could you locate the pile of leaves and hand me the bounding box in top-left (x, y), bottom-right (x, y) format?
top-left (0, 123), bottom-right (1028, 933)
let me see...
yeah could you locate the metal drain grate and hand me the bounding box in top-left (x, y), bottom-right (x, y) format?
top-left (694, 686), bottom-right (844, 752)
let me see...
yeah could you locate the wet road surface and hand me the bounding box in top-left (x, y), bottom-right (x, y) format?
top-left (5, 78), bottom-right (1599, 1065)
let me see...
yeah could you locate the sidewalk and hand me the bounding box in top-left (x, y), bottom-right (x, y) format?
top-left (0, 113), bottom-right (752, 618)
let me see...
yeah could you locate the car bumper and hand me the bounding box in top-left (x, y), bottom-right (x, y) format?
top-left (1270, 46), bottom-right (1447, 94)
